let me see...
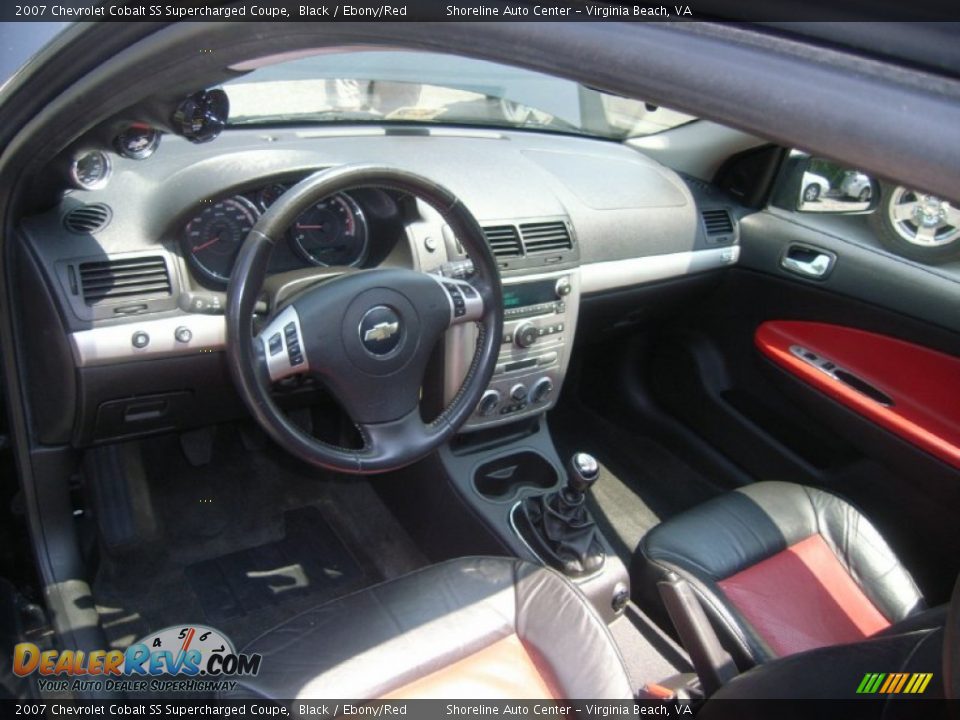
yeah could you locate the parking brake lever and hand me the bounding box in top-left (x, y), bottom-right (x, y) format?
top-left (658, 572), bottom-right (738, 697)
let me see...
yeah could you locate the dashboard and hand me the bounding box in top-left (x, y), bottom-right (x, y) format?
top-left (15, 123), bottom-right (741, 447)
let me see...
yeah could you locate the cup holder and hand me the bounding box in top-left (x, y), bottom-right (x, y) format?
top-left (473, 451), bottom-right (559, 500)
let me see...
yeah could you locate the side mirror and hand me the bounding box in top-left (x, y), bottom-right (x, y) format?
top-left (773, 152), bottom-right (880, 215)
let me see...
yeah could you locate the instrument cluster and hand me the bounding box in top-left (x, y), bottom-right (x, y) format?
top-left (181, 181), bottom-right (379, 285)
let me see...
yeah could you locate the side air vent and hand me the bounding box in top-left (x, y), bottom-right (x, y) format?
top-left (701, 209), bottom-right (734, 235)
top-left (78, 256), bottom-right (171, 305)
top-left (483, 225), bottom-right (523, 258)
top-left (519, 221), bottom-right (572, 253)
top-left (63, 203), bottom-right (112, 234)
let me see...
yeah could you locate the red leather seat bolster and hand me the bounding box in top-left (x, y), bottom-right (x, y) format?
top-left (717, 534), bottom-right (891, 656)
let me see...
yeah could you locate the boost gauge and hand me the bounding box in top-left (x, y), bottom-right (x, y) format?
top-left (69, 150), bottom-right (112, 190)
top-left (183, 196), bottom-right (259, 283)
top-left (115, 125), bottom-right (162, 160)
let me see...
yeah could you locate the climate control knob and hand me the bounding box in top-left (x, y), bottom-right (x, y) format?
top-left (515, 322), bottom-right (539, 348)
top-left (509, 383), bottom-right (528, 402)
top-left (477, 389), bottom-right (501, 417)
top-left (530, 377), bottom-right (554, 404)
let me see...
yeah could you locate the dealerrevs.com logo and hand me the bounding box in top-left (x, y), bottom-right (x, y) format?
top-left (13, 625), bottom-right (261, 694)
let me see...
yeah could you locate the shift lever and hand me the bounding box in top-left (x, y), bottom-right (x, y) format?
top-left (514, 451), bottom-right (605, 577)
top-left (565, 452), bottom-right (599, 501)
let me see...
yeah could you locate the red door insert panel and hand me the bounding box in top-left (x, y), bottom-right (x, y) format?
top-left (755, 321), bottom-right (960, 470)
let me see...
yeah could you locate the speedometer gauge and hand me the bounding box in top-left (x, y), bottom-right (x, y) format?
top-left (289, 193), bottom-right (368, 267)
top-left (183, 196), bottom-right (259, 283)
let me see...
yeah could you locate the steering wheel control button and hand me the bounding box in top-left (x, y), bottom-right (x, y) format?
top-left (268, 333), bottom-right (282, 356)
top-left (131, 331), bottom-right (150, 349)
top-left (174, 326), bottom-right (193, 344)
top-left (260, 305), bottom-right (310, 382)
top-left (442, 282), bottom-right (467, 317)
top-left (359, 305), bottom-right (403, 357)
top-left (434, 277), bottom-right (483, 324)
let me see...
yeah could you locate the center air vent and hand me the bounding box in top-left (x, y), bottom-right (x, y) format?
top-left (78, 256), bottom-right (171, 305)
top-left (519, 221), bottom-right (572, 253)
top-left (483, 225), bottom-right (523, 258)
top-left (64, 203), bottom-right (112, 234)
top-left (701, 209), bottom-right (734, 235)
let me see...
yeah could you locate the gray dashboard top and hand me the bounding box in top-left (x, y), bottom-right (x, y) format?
top-left (19, 125), bottom-right (732, 334)
top-left (23, 125), bottom-right (697, 259)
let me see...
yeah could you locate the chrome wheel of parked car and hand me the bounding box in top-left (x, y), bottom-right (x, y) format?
top-left (872, 184), bottom-right (960, 263)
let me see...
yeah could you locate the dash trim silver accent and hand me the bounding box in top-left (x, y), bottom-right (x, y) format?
top-left (580, 246), bottom-right (739, 294)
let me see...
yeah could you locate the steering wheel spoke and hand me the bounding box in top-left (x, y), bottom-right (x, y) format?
top-left (257, 304), bottom-right (311, 382)
top-left (358, 409), bottom-right (440, 465)
top-left (431, 275), bottom-right (484, 327)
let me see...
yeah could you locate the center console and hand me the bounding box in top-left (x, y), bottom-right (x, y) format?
top-left (410, 212), bottom-right (624, 622)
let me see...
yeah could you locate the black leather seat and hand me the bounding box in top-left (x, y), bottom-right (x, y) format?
top-left (635, 481), bottom-right (930, 669)
top-left (223, 557), bottom-right (633, 700)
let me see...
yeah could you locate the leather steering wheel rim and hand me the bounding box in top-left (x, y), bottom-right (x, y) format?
top-left (226, 165), bottom-right (502, 473)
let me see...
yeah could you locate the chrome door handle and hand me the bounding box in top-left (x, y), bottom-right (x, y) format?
top-left (781, 245), bottom-right (835, 279)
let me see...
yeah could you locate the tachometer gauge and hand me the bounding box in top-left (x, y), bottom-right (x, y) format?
top-left (114, 125), bottom-right (161, 160)
top-left (289, 193), bottom-right (368, 267)
top-left (183, 196), bottom-right (259, 283)
top-left (257, 183), bottom-right (288, 211)
top-left (69, 150), bottom-right (112, 190)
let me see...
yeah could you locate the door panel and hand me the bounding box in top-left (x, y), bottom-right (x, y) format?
top-left (755, 320), bottom-right (960, 470)
top-left (647, 207), bottom-right (960, 604)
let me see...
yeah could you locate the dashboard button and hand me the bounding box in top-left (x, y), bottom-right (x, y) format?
top-left (174, 326), bottom-right (193, 344)
top-left (131, 331), bottom-right (150, 349)
top-left (478, 390), bottom-right (501, 417)
top-left (538, 352), bottom-right (559, 366)
top-left (516, 323), bottom-right (539, 348)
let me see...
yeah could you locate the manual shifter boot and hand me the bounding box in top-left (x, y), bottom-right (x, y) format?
top-left (515, 453), bottom-right (605, 577)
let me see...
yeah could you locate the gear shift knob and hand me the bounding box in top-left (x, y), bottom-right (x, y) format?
top-left (567, 452), bottom-right (600, 496)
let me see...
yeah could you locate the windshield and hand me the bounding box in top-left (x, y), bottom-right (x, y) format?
top-left (225, 50), bottom-right (695, 140)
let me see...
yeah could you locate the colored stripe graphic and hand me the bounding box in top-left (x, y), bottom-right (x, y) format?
top-left (879, 674), bottom-right (895, 693)
top-left (858, 672), bottom-right (934, 694)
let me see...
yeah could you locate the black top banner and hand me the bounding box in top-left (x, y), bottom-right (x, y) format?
top-left (2, 0), bottom-right (960, 22)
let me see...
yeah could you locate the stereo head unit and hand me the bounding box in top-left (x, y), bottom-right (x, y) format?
top-left (445, 270), bottom-right (579, 431)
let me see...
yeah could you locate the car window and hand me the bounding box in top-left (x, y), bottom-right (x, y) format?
top-left (224, 49), bottom-right (696, 140)
top-left (775, 151), bottom-right (960, 267)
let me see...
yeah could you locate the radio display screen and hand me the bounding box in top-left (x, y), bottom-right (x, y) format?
top-left (503, 279), bottom-right (556, 308)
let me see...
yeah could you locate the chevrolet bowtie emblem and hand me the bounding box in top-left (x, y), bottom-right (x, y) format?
top-left (363, 321), bottom-right (399, 343)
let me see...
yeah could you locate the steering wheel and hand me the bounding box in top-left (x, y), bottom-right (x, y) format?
top-left (226, 165), bottom-right (502, 473)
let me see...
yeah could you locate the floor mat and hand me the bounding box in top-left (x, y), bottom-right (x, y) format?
top-left (184, 507), bottom-right (363, 623)
top-left (91, 425), bottom-right (427, 653)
